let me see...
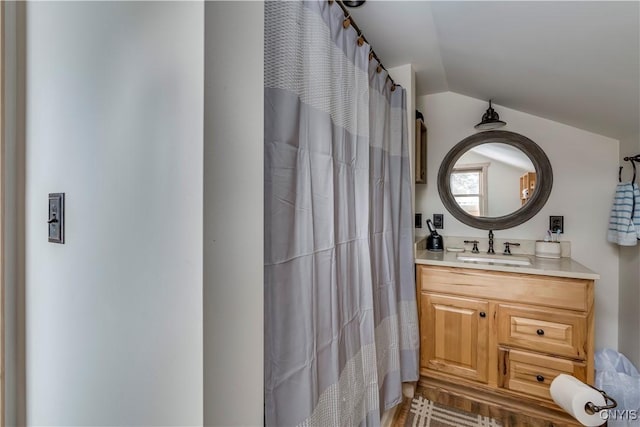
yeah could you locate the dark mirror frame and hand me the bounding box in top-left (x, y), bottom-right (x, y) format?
top-left (437, 130), bottom-right (553, 230)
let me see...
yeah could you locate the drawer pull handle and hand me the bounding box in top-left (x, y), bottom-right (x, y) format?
top-left (479, 312), bottom-right (486, 318)
top-left (536, 375), bottom-right (545, 382)
top-left (536, 329), bottom-right (545, 336)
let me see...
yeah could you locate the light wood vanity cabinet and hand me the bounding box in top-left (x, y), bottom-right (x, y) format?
top-left (417, 264), bottom-right (595, 424)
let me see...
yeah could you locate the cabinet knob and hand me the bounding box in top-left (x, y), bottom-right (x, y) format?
top-left (536, 375), bottom-right (545, 382)
top-left (536, 329), bottom-right (545, 336)
top-left (479, 312), bottom-right (486, 318)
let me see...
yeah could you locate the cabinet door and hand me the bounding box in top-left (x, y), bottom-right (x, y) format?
top-left (421, 293), bottom-right (489, 383)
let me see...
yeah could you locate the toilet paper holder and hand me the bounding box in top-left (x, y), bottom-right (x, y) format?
top-left (584, 385), bottom-right (618, 415)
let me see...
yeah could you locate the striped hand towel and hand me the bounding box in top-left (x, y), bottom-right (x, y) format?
top-left (607, 182), bottom-right (638, 246)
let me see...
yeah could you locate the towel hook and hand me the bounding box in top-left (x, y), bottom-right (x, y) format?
top-left (619, 160), bottom-right (637, 183)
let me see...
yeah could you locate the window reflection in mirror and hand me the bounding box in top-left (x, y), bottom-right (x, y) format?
top-left (451, 143), bottom-right (535, 217)
top-left (451, 164), bottom-right (487, 216)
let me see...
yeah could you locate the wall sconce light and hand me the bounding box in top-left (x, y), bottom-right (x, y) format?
top-left (475, 100), bottom-right (506, 130)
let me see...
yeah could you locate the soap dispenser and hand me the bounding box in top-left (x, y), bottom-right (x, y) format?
top-left (426, 219), bottom-right (444, 252)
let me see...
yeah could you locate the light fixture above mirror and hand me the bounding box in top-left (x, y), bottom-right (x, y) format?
top-left (475, 100), bottom-right (506, 130)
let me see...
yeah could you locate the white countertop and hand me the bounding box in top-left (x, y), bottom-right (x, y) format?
top-left (415, 249), bottom-right (600, 280)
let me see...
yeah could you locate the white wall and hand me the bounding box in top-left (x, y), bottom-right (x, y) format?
top-left (25, 2), bottom-right (203, 425)
top-left (203, 2), bottom-right (264, 426)
top-left (417, 92), bottom-right (620, 351)
top-left (388, 64), bottom-right (416, 213)
top-left (618, 133), bottom-right (640, 368)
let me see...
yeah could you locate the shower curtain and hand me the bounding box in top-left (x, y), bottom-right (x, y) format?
top-left (264, 1), bottom-right (419, 425)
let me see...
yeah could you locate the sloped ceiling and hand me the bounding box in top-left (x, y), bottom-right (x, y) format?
top-left (349, 1), bottom-right (640, 141)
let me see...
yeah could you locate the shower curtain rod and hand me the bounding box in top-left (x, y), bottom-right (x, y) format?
top-left (624, 155), bottom-right (640, 162)
top-left (332, 0), bottom-right (397, 89)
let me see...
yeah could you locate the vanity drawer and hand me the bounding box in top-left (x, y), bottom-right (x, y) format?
top-left (498, 305), bottom-right (587, 360)
top-left (498, 348), bottom-right (587, 402)
top-left (417, 265), bottom-right (591, 311)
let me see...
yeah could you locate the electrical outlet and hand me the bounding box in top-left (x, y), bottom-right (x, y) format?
top-left (415, 213), bottom-right (422, 228)
top-left (433, 214), bottom-right (444, 229)
top-left (550, 215), bottom-right (564, 233)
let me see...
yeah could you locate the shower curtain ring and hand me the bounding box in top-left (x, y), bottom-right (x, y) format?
top-left (343, 15), bottom-right (351, 29)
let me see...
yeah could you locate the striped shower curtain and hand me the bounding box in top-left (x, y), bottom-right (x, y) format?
top-left (264, 1), bottom-right (419, 425)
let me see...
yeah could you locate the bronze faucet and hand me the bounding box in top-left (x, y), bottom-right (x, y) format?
top-left (488, 230), bottom-right (495, 254)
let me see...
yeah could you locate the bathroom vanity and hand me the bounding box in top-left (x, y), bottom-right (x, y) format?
top-left (414, 250), bottom-right (599, 425)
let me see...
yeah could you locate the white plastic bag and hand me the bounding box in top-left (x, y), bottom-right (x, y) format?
top-left (595, 348), bottom-right (640, 427)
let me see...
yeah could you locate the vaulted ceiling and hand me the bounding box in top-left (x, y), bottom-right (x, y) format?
top-left (349, 1), bottom-right (640, 141)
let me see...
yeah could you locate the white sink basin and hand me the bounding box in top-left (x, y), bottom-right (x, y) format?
top-left (456, 253), bottom-right (532, 266)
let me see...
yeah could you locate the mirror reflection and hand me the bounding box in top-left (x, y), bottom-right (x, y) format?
top-left (451, 143), bottom-right (535, 217)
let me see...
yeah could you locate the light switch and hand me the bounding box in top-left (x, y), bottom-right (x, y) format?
top-left (48, 193), bottom-right (65, 244)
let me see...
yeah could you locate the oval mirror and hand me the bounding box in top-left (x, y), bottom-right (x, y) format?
top-left (437, 130), bottom-right (553, 230)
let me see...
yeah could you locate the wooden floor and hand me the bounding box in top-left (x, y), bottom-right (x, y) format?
top-left (392, 382), bottom-right (581, 427)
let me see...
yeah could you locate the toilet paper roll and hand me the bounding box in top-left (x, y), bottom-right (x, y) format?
top-left (550, 374), bottom-right (606, 426)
